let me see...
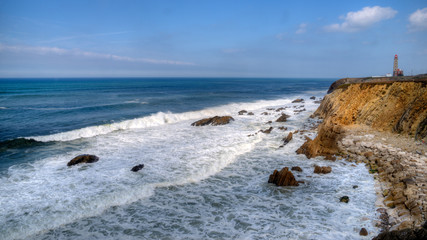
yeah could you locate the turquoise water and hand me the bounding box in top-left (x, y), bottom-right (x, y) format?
top-left (0, 78), bottom-right (379, 239)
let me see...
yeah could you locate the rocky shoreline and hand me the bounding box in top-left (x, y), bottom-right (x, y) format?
top-left (295, 76), bottom-right (427, 238)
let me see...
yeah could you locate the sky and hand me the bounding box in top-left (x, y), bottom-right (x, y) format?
top-left (0, 0), bottom-right (426, 78)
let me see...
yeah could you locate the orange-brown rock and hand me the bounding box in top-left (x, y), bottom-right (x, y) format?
top-left (67, 154), bottom-right (99, 166)
top-left (282, 132), bottom-right (293, 145)
top-left (314, 165), bottom-right (332, 174)
top-left (291, 166), bottom-right (302, 172)
top-left (268, 167), bottom-right (299, 186)
top-left (191, 116), bottom-right (234, 126)
top-left (260, 127), bottom-right (273, 134)
top-left (292, 98), bottom-right (304, 103)
top-left (275, 114), bottom-right (290, 122)
top-left (297, 79), bottom-right (427, 160)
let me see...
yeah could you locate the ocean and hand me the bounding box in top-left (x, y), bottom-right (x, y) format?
top-left (0, 78), bottom-right (378, 239)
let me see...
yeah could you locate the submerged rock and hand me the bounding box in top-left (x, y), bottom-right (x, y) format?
top-left (292, 98), bottom-right (304, 103)
top-left (313, 165), bottom-right (332, 174)
top-left (67, 154), bottom-right (99, 166)
top-left (340, 196), bottom-right (350, 203)
top-left (275, 114), bottom-right (290, 122)
top-left (291, 166), bottom-right (302, 172)
top-left (191, 116), bottom-right (234, 126)
top-left (268, 167), bottom-right (299, 186)
top-left (238, 110), bottom-right (247, 115)
top-left (131, 164), bottom-right (144, 172)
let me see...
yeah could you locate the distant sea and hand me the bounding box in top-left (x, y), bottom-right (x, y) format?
top-left (0, 78), bottom-right (379, 239)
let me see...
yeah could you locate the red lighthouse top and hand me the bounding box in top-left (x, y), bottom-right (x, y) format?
top-left (395, 54), bottom-right (398, 58)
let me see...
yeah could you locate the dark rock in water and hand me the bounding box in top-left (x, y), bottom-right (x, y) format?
top-left (131, 164), bottom-right (144, 172)
top-left (247, 112), bottom-right (254, 115)
top-left (294, 108), bottom-right (306, 113)
top-left (275, 107), bottom-right (286, 112)
top-left (353, 185), bottom-right (358, 189)
top-left (291, 166), bottom-right (302, 172)
top-left (67, 154), bottom-right (99, 166)
top-left (275, 114), bottom-right (290, 122)
top-left (310, 96), bottom-right (316, 100)
top-left (313, 165), bottom-right (332, 174)
top-left (260, 127), bottom-right (273, 134)
top-left (238, 110), bottom-right (247, 115)
top-left (314, 100), bottom-right (322, 104)
top-left (268, 167), bottom-right (299, 186)
top-left (191, 116), bottom-right (234, 126)
top-left (278, 126), bottom-right (288, 131)
top-left (359, 228), bottom-right (368, 236)
top-left (292, 98), bottom-right (304, 103)
top-left (372, 228), bottom-right (427, 240)
top-left (265, 121), bottom-right (272, 124)
top-left (261, 112), bottom-right (269, 115)
top-left (340, 196), bottom-right (349, 203)
top-left (0, 138), bottom-right (43, 150)
top-left (282, 132), bottom-right (293, 145)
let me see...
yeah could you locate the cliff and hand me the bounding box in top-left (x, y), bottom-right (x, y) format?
top-left (296, 77), bottom-right (427, 232)
top-left (297, 79), bottom-right (427, 159)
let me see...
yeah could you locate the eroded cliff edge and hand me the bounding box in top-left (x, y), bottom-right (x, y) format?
top-left (297, 78), bottom-right (427, 233)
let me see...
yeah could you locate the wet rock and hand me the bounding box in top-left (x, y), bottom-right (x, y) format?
top-left (238, 110), bottom-right (247, 115)
top-left (372, 227), bottom-right (427, 240)
top-left (265, 121), bottom-right (272, 124)
top-left (294, 108), bottom-right (306, 113)
top-left (268, 167), bottom-right (299, 186)
top-left (340, 196), bottom-right (350, 203)
top-left (291, 166), bottom-right (302, 172)
top-left (282, 132), bottom-right (293, 145)
top-left (313, 165), bottom-right (332, 174)
top-left (67, 154), bottom-right (99, 166)
top-left (191, 116), bottom-right (234, 126)
top-left (131, 164), bottom-right (144, 172)
top-left (275, 114), bottom-right (290, 122)
top-left (310, 96), bottom-right (316, 100)
top-left (292, 98), bottom-right (304, 103)
top-left (359, 228), bottom-right (368, 236)
top-left (278, 126), bottom-right (287, 131)
top-left (261, 112), bottom-right (269, 115)
top-left (275, 107), bottom-right (286, 112)
top-left (260, 127), bottom-right (273, 134)
top-left (247, 112), bottom-right (254, 115)
top-left (353, 185), bottom-right (358, 189)
top-left (314, 100), bottom-right (322, 104)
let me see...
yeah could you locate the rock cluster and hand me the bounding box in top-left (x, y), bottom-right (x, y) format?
top-left (340, 131), bottom-right (427, 231)
top-left (313, 165), bottom-right (332, 174)
top-left (191, 116), bottom-right (234, 126)
top-left (67, 154), bottom-right (99, 166)
top-left (268, 167), bottom-right (299, 186)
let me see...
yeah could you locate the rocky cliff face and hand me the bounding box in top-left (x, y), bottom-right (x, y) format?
top-left (297, 80), bottom-right (427, 159)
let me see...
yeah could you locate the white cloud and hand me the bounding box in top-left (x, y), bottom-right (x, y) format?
top-left (221, 48), bottom-right (245, 54)
top-left (0, 43), bottom-right (195, 65)
top-left (408, 8), bottom-right (427, 31)
top-left (296, 23), bottom-right (307, 34)
top-left (325, 6), bottom-right (397, 32)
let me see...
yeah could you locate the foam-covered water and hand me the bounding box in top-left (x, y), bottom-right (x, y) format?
top-left (0, 78), bottom-right (379, 239)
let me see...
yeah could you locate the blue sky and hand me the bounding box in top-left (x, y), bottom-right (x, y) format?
top-left (0, 0), bottom-right (426, 78)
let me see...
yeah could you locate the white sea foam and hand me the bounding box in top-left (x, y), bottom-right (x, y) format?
top-left (28, 94), bottom-right (319, 142)
top-left (0, 107), bottom-right (7, 109)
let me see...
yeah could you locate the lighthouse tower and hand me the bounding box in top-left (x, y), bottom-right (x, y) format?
top-left (393, 55), bottom-right (404, 76)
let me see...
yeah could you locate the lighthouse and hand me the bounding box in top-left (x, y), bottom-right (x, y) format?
top-left (393, 55), bottom-right (404, 76)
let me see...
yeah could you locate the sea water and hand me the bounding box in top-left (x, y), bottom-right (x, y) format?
top-left (0, 78), bottom-right (379, 239)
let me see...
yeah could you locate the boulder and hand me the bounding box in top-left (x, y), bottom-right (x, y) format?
top-left (191, 116), bottom-right (234, 126)
top-left (131, 164), bottom-right (144, 172)
top-left (275, 107), bottom-right (286, 112)
top-left (278, 126), bottom-right (288, 131)
top-left (292, 98), bottom-right (304, 103)
top-left (340, 196), bottom-right (350, 203)
top-left (310, 96), bottom-right (316, 100)
top-left (282, 132), bottom-right (293, 145)
top-left (359, 228), bottom-right (368, 236)
top-left (313, 165), bottom-right (332, 174)
top-left (67, 154), bottom-right (99, 166)
top-left (268, 167), bottom-right (299, 186)
top-left (247, 112), bottom-right (254, 115)
top-left (276, 114), bottom-right (290, 122)
top-left (238, 110), bottom-right (247, 115)
top-left (291, 166), bottom-right (302, 172)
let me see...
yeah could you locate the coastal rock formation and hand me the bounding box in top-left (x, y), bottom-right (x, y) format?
top-left (268, 167), bottom-right (299, 186)
top-left (297, 80), bottom-right (427, 160)
top-left (131, 164), bottom-right (144, 172)
top-left (67, 154), bottom-right (99, 166)
top-left (314, 165), bottom-right (332, 174)
top-left (282, 132), bottom-right (293, 145)
top-left (275, 114), bottom-right (290, 122)
top-left (191, 116), bottom-right (234, 126)
top-left (372, 227), bottom-right (427, 240)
